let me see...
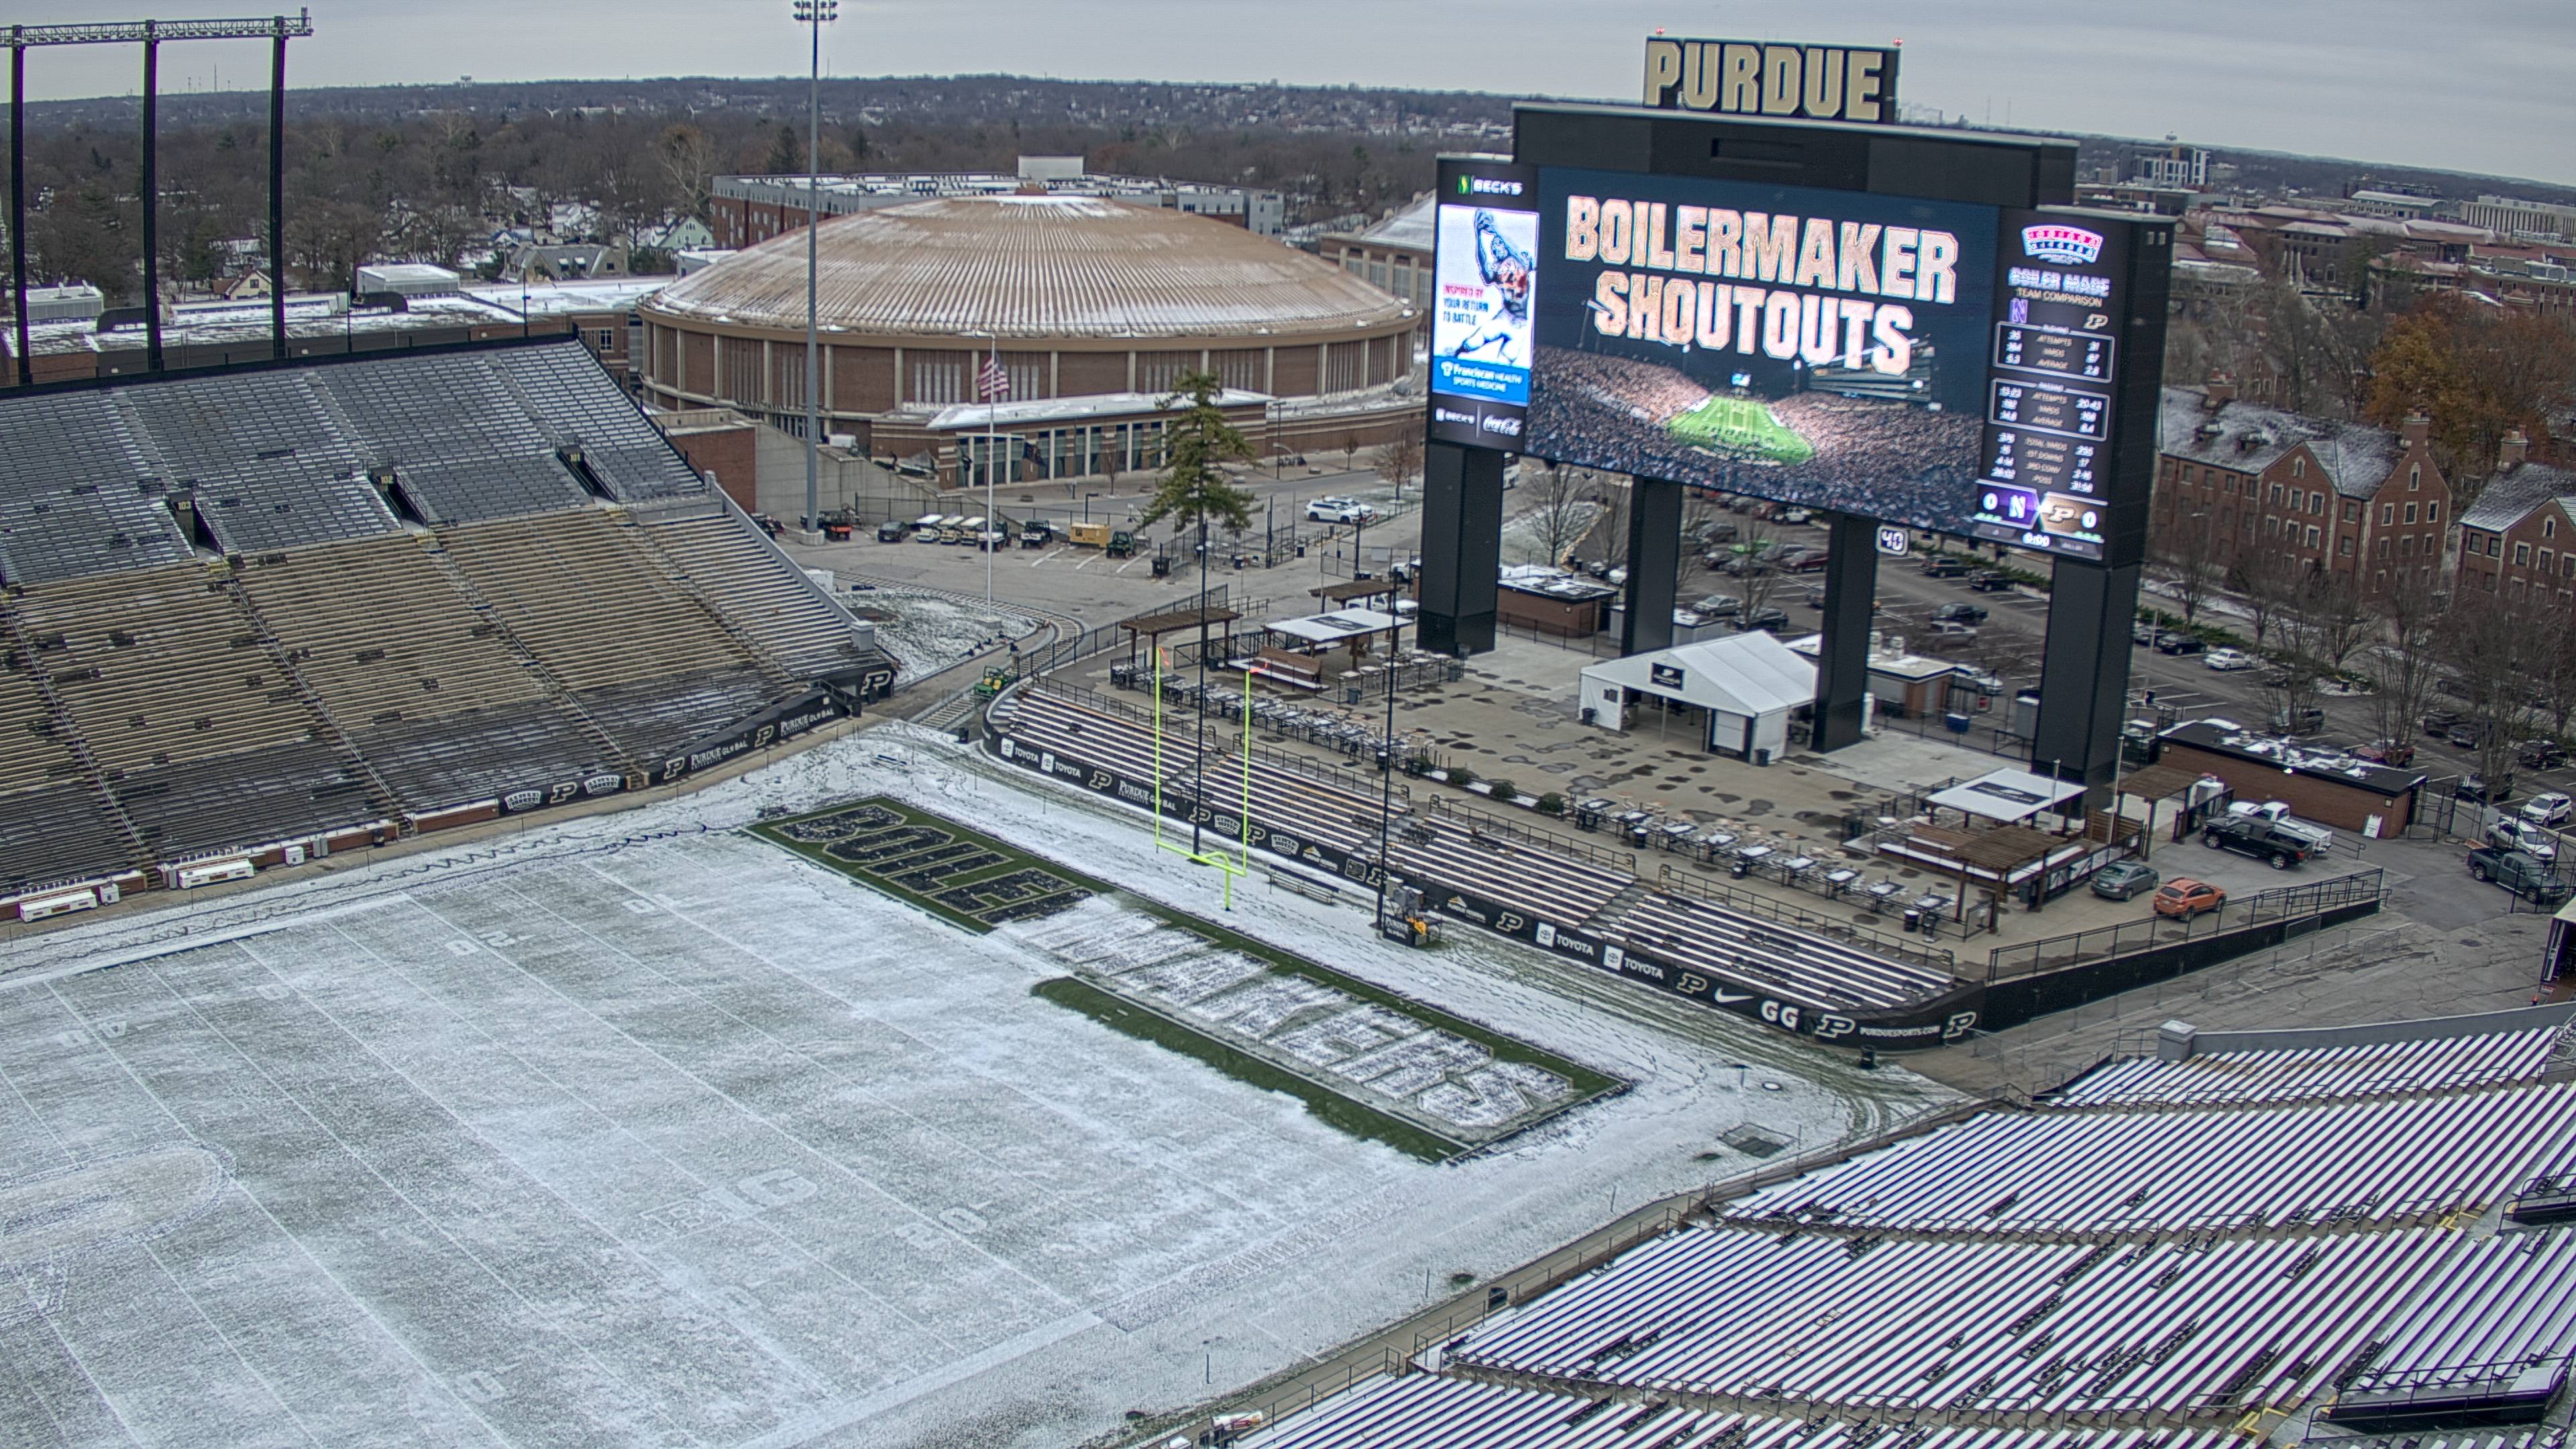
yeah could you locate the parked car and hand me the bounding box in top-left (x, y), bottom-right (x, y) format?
top-left (2091, 859), bottom-right (2161, 902)
top-left (2457, 772), bottom-right (2514, 804)
top-left (1740, 606), bottom-right (1791, 633)
top-left (2524, 792), bottom-right (2574, 827)
top-left (1921, 557), bottom-right (1973, 579)
top-left (2204, 647), bottom-right (2257, 672)
top-left (1696, 521), bottom-right (1740, 545)
top-left (1954, 667), bottom-right (2006, 696)
top-left (2518, 739), bottom-right (2569, 770)
top-left (1693, 592), bottom-right (1743, 617)
top-left (2351, 740), bottom-right (2416, 767)
top-left (2152, 877), bottom-right (2227, 919)
top-left (874, 519), bottom-right (909, 542)
top-left (1927, 618), bottom-right (1981, 638)
top-left (2268, 706), bottom-right (2326, 735)
top-left (2465, 845), bottom-right (2573, 904)
top-left (2201, 814), bottom-right (2316, 869)
top-left (1968, 571), bottom-right (2017, 593)
top-left (1784, 549), bottom-right (1831, 574)
top-left (1931, 602), bottom-right (1989, 627)
top-left (1304, 496), bottom-right (1372, 524)
top-left (2131, 619), bottom-right (2157, 646)
top-left (2447, 721), bottom-right (2489, 749)
top-left (2155, 633), bottom-right (2205, 655)
top-left (1780, 506), bottom-right (1814, 525)
top-left (2420, 710), bottom-right (2463, 736)
top-left (2485, 816), bottom-right (2559, 862)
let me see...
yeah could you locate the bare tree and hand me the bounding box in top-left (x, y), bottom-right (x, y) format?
top-left (2231, 547), bottom-right (2306, 649)
top-left (2443, 588), bottom-right (2534, 794)
top-left (2368, 584), bottom-right (2445, 751)
top-left (1519, 463), bottom-right (1598, 568)
top-left (2151, 505), bottom-right (2222, 626)
top-left (1371, 432), bottom-right (1424, 502)
top-left (1730, 511), bottom-right (1786, 623)
top-left (2301, 570), bottom-right (2376, 678)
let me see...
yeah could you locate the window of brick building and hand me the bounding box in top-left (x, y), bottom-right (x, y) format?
top-left (2343, 500), bottom-right (2361, 523)
top-left (2408, 465), bottom-right (2420, 490)
top-left (2542, 549), bottom-right (2556, 574)
top-left (2400, 535), bottom-right (2414, 556)
top-left (2403, 503), bottom-right (2417, 523)
top-left (2305, 525), bottom-right (2321, 547)
top-left (2339, 536), bottom-right (2354, 556)
top-left (2491, 535), bottom-right (2504, 557)
top-left (2516, 542), bottom-right (2532, 566)
top-left (2428, 502), bottom-right (2440, 522)
top-left (2376, 538), bottom-right (2390, 559)
top-left (2548, 516), bottom-right (2559, 540)
top-left (2294, 456), bottom-right (2306, 478)
top-left (2380, 503), bottom-right (2394, 525)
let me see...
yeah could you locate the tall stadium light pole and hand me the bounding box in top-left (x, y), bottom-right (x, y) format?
top-left (140, 19), bottom-right (160, 372)
top-left (268, 13), bottom-right (286, 360)
top-left (10, 32), bottom-right (30, 388)
top-left (794, 0), bottom-right (836, 541)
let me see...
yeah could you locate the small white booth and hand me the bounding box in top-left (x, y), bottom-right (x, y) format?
top-left (1578, 631), bottom-right (1815, 763)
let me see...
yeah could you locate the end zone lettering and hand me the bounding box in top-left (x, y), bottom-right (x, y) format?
top-left (1643, 38), bottom-right (1897, 124)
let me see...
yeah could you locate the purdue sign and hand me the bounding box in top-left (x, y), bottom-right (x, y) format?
top-left (1643, 38), bottom-right (1900, 124)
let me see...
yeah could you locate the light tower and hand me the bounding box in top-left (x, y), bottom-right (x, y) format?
top-left (792, 0), bottom-right (837, 540)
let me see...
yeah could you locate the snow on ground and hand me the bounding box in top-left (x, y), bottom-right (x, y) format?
top-left (0, 726), bottom-right (1950, 1449)
top-left (843, 586), bottom-right (1042, 678)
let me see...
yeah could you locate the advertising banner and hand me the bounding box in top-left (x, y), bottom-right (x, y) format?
top-left (1428, 160), bottom-right (1540, 451)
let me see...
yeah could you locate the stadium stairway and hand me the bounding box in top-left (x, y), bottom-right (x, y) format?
top-left (409, 526), bottom-right (649, 777)
top-left (213, 569), bottom-right (406, 829)
top-left (0, 600), bottom-right (152, 882)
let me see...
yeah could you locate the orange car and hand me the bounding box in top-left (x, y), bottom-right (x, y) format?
top-left (2151, 877), bottom-right (2226, 919)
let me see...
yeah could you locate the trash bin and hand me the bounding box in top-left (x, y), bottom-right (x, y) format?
top-left (1945, 712), bottom-right (1972, 734)
top-left (1729, 857), bottom-right (1751, 879)
top-left (1902, 908), bottom-right (1923, 932)
top-left (1150, 555), bottom-right (1171, 578)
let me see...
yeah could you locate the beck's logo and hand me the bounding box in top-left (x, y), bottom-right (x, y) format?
top-left (1460, 175), bottom-right (1524, 197)
top-left (2023, 224), bottom-right (2104, 266)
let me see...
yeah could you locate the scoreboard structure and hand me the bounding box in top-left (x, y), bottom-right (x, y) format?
top-left (1419, 99), bottom-right (2173, 810)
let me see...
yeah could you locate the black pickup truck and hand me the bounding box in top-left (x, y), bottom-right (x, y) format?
top-left (2200, 815), bottom-right (2316, 870)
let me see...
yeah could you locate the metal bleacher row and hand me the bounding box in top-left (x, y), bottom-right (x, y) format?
top-left (0, 339), bottom-right (892, 901)
top-left (1238, 1020), bottom-right (2576, 1448)
top-left (991, 683), bottom-right (1966, 1012)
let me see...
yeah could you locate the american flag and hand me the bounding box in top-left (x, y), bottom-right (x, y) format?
top-left (976, 350), bottom-right (1010, 402)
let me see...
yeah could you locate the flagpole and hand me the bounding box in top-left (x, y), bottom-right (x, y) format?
top-left (983, 339), bottom-right (999, 604)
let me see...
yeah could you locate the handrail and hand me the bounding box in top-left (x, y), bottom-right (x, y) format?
top-left (1426, 796), bottom-right (1636, 873)
top-left (1655, 862), bottom-right (1958, 975)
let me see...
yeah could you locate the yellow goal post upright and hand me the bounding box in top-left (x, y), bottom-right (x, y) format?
top-left (1147, 645), bottom-right (1254, 910)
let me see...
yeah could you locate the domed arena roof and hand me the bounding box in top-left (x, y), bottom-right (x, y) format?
top-left (644, 195), bottom-right (1415, 341)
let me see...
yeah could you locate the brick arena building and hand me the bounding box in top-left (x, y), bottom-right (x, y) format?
top-left (636, 197), bottom-right (1424, 490)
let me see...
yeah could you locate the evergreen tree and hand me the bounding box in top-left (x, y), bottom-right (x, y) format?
top-left (1136, 371), bottom-right (1255, 854)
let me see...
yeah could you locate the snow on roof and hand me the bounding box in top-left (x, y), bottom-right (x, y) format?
top-left (1354, 193), bottom-right (1436, 252)
top-left (2457, 460), bottom-right (2576, 532)
top-left (1927, 768), bottom-right (2086, 822)
top-left (464, 276), bottom-right (674, 318)
top-left (2158, 386), bottom-right (2405, 498)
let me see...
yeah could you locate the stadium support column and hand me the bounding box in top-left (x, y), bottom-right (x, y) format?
top-left (2033, 561), bottom-right (2142, 814)
top-left (1812, 513), bottom-right (1878, 751)
top-left (1619, 477), bottom-right (1682, 656)
top-left (1416, 441), bottom-right (1503, 655)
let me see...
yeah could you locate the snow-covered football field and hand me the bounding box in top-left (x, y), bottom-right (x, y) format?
top-left (0, 728), bottom-right (1946, 1449)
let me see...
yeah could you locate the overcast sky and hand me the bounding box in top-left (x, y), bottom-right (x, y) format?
top-left (15, 0), bottom-right (2573, 186)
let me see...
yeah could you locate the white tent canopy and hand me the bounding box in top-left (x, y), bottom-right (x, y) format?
top-left (1927, 767), bottom-right (2086, 823)
top-left (1579, 632), bottom-right (1816, 760)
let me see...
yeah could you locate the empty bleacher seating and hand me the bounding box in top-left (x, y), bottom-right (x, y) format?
top-left (1391, 820), bottom-right (1631, 927)
top-left (0, 339), bottom-right (898, 904)
top-left (1611, 890), bottom-right (1955, 1010)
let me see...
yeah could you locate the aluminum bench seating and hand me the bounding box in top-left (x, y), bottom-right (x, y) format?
top-left (1612, 891), bottom-right (1953, 1010)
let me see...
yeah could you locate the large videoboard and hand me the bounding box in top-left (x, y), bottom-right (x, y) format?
top-left (1430, 154), bottom-right (2161, 564)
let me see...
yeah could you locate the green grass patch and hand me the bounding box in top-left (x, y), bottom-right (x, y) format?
top-left (747, 797), bottom-right (1085, 934)
top-left (1666, 394), bottom-right (1815, 464)
top-left (1032, 977), bottom-right (1460, 1163)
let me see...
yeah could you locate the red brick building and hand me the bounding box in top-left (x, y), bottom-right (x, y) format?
top-left (2453, 435), bottom-right (2576, 605)
top-left (2153, 385), bottom-right (2453, 598)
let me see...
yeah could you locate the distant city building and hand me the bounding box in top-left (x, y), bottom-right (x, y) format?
top-left (2133, 142), bottom-right (2210, 190)
top-left (23, 284), bottom-right (104, 326)
top-left (2155, 384), bottom-right (2453, 600)
top-left (355, 263), bottom-right (462, 300)
top-left (708, 156), bottom-right (1287, 247)
top-left (2458, 194), bottom-right (2576, 241)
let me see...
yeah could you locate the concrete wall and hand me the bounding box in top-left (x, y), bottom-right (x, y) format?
top-left (2169, 1000), bottom-right (2576, 1058)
